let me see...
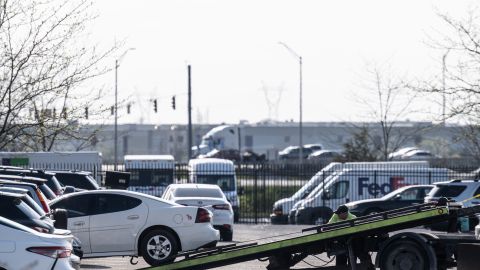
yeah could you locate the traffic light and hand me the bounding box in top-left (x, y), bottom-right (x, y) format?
top-left (171, 96), bottom-right (176, 110)
top-left (85, 107), bottom-right (88, 119)
top-left (127, 103), bottom-right (131, 114)
top-left (110, 106), bottom-right (114, 115)
top-left (153, 99), bottom-right (157, 113)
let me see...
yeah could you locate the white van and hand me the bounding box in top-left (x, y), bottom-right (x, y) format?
top-left (270, 161), bottom-right (429, 224)
top-left (293, 167), bottom-right (449, 224)
top-left (124, 155), bottom-right (175, 196)
top-left (188, 158), bottom-right (240, 222)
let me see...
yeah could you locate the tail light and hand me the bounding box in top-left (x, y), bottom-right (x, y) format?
top-left (27, 246), bottom-right (71, 258)
top-left (212, 204), bottom-right (231, 210)
top-left (195, 207), bottom-right (211, 223)
top-left (35, 188), bottom-right (50, 213)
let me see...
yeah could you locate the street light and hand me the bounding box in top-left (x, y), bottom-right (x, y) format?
top-left (279, 42), bottom-right (303, 164)
top-left (114, 47), bottom-right (135, 170)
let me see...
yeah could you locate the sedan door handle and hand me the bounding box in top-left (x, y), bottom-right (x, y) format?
top-left (127, 215), bottom-right (139, 220)
top-left (73, 221), bottom-right (85, 226)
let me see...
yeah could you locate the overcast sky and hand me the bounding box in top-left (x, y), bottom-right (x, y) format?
top-left (89, 0), bottom-right (477, 125)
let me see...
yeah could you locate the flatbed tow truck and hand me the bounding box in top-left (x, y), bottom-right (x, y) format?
top-left (142, 202), bottom-right (480, 270)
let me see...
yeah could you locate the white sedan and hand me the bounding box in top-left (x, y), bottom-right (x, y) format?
top-left (162, 184), bottom-right (234, 241)
top-left (49, 190), bottom-right (219, 266)
top-left (0, 216), bottom-right (74, 270)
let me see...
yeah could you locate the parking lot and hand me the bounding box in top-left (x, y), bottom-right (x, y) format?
top-left (79, 224), bottom-right (338, 270)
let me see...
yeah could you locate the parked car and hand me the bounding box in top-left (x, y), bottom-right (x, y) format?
top-left (162, 184), bottom-right (234, 241)
top-left (303, 144), bottom-right (323, 152)
top-left (425, 179), bottom-right (480, 207)
top-left (401, 149), bottom-right (434, 160)
top-left (0, 178), bottom-right (52, 213)
top-left (241, 150), bottom-right (266, 162)
top-left (49, 189), bottom-right (219, 266)
top-left (0, 174), bottom-right (57, 200)
top-left (388, 147), bottom-right (419, 160)
top-left (0, 216), bottom-right (75, 270)
top-left (0, 188), bottom-right (83, 259)
top-left (48, 170), bottom-right (100, 190)
top-left (307, 150), bottom-right (342, 162)
top-left (199, 149), bottom-right (242, 162)
top-left (425, 179), bottom-right (480, 231)
top-left (0, 168), bottom-right (64, 196)
top-left (346, 185), bottom-right (434, 216)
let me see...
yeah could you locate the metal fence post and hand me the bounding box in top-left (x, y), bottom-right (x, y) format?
top-left (254, 163), bottom-right (258, 224)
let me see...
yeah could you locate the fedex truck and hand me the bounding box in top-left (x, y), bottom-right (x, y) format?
top-left (270, 161), bottom-right (430, 224)
top-left (293, 167), bottom-right (449, 224)
top-left (124, 155), bottom-right (175, 197)
top-left (0, 151), bottom-right (102, 183)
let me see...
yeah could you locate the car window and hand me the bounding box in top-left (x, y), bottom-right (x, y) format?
top-left (51, 194), bottom-right (95, 218)
top-left (39, 184), bottom-right (56, 200)
top-left (0, 197), bottom-right (40, 220)
top-left (173, 188), bottom-right (223, 198)
top-left (22, 195), bottom-right (46, 216)
top-left (432, 185), bottom-right (467, 198)
top-left (93, 194), bottom-right (142, 215)
top-left (57, 173), bottom-right (98, 190)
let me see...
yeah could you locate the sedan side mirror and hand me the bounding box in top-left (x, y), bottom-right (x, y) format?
top-left (394, 194), bottom-right (402, 200)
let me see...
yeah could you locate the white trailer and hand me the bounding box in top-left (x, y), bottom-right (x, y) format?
top-left (124, 155), bottom-right (175, 197)
top-left (0, 151), bottom-right (102, 182)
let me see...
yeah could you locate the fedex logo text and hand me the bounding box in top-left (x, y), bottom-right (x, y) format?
top-left (358, 176), bottom-right (406, 196)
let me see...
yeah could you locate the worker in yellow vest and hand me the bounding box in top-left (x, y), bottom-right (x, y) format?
top-left (328, 205), bottom-right (374, 270)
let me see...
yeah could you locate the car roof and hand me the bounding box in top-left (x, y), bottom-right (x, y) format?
top-left (0, 187), bottom-right (29, 194)
top-left (47, 170), bottom-right (92, 175)
top-left (0, 191), bottom-right (25, 198)
top-left (0, 179), bottom-right (40, 187)
top-left (50, 189), bottom-right (176, 205)
top-left (0, 174), bottom-right (47, 183)
top-left (168, 183), bottom-right (222, 190)
top-left (434, 179), bottom-right (480, 185)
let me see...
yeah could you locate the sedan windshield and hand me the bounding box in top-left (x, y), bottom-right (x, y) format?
top-left (174, 188), bottom-right (223, 198)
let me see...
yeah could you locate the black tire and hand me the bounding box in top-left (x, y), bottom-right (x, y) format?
top-left (380, 240), bottom-right (429, 270)
top-left (141, 229), bottom-right (179, 266)
top-left (52, 208), bottom-right (68, 229)
top-left (221, 230), bottom-right (233, 241)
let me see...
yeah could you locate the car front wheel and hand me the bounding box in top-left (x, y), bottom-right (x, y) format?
top-left (141, 229), bottom-right (179, 266)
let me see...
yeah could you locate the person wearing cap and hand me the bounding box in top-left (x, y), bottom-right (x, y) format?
top-left (328, 205), bottom-right (357, 224)
top-left (328, 205), bottom-right (374, 270)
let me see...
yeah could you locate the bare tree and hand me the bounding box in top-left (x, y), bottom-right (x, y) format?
top-left (0, 0), bottom-right (116, 151)
top-left (353, 63), bottom-right (424, 160)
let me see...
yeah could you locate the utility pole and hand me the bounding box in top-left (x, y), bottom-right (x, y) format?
top-left (279, 42), bottom-right (303, 164)
top-left (188, 65), bottom-right (193, 160)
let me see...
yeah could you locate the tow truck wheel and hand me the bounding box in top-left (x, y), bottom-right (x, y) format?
top-left (141, 229), bottom-right (179, 266)
top-left (380, 240), bottom-right (429, 270)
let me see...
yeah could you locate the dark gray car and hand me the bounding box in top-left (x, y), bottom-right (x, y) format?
top-left (346, 185), bottom-right (433, 216)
